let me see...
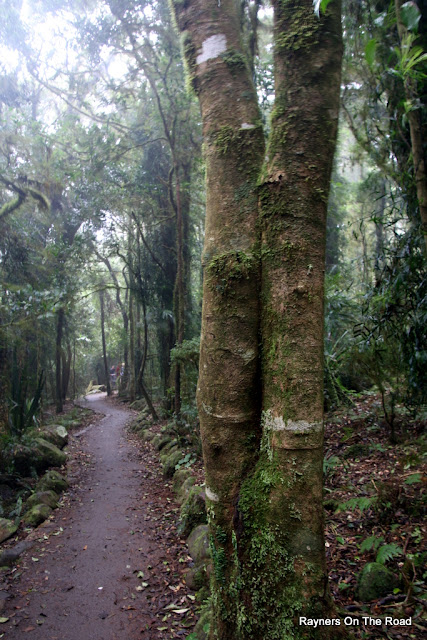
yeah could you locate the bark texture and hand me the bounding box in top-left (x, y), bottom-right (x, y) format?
top-left (171, 0), bottom-right (346, 637)
top-left (172, 0), bottom-right (265, 633)
top-left (241, 1), bottom-right (346, 636)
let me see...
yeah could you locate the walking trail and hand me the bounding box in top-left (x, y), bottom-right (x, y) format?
top-left (0, 393), bottom-right (193, 640)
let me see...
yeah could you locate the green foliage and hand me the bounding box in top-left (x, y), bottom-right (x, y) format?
top-left (359, 535), bottom-right (384, 554)
top-left (170, 338), bottom-right (200, 367)
top-left (376, 543), bottom-right (402, 565)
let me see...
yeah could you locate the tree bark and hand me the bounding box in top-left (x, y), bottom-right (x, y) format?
top-left (395, 0), bottom-right (427, 251)
top-left (172, 0), bottom-right (264, 635)
top-left (250, 1), bottom-right (345, 635)
top-left (172, 0), bottom-right (346, 637)
top-left (128, 289), bottom-right (136, 403)
top-left (55, 307), bottom-right (64, 414)
top-left (99, 289), bottom-right (112, 397)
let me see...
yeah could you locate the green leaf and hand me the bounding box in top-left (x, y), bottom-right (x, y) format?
top-left (360, 535), bottom-right (384, 553)
top-left (365, 39), bottom-right (377, 68)
top-left (376, 543), bottom-right (402, 565)
top-left (405, 473), bottom-right (422, 484)
top-left (401, 2), bottom-right (421, 32)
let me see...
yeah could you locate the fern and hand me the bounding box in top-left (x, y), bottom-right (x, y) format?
top-left (360, 535), bottom-right (384, 553)
top-left (338, 496), bottom-right (376, 513)
top-left (376, 543), bottom-right (402, 565)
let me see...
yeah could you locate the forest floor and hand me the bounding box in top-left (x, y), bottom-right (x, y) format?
top-left (323, 393), bottom-right (426, 639)
top-left (0, 392), bottom-right (425, 640)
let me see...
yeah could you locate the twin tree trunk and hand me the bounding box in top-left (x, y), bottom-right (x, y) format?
top-left (172, 0), bottom-right (345, 637)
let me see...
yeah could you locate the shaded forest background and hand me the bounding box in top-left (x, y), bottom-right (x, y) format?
top-left (1, 0), bottom-right (425, 429)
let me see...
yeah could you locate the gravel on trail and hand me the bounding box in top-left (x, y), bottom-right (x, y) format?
top-left (0, 393), bottom-right (195, 640)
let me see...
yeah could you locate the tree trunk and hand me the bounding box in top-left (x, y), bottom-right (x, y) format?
top-left (172, 0), bottom-right (346, 637)
top-left (128, 289), bottom-right (136, 402)
top-left (100, 289), bottom-right (112, 397)
top-left (250, 1), bottom-right (345, 635)
top-left (55, 307), bottom-right (64, 414)
top-left (174, 167), bottom-right (184, 419)
top-left (172, 0), bottom-right (265, 635)
top-left (61, 337), bottom-right (72, 402)
top-left (395, 0), bottom-right (427, 251)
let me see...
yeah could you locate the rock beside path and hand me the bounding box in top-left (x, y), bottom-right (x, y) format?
top-left (0, 518), bottom-right (18, 544)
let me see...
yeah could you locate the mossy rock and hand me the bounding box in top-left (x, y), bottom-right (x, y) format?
top-left (26, 490), bottom-right (59, 511)
top-left (156, 435), bottom-right (173, 451)
top-left (193, 606), bottom-right (211, 640)
top-left (187, 524), bottom-right (210, 564)
top-left (39, 425), bottom-right (68, 449)
top-left (34, 439), bottom-right (67, 471)
top-left (177, 476), bottom-right (196, 503)
top-left (22, 504), bottom-right (52, 527)
top-left (178, 487), bottom-right (207, 536)
top-left (152, 434), bottom-right (169, 450)
top-left (162, 450), bottom-right (183, 478)
top-left (343, 443), bottom-right (372, 459)
top-left (160, 446), bottom-right (179, 464)
top-left (0, 518), bottom-right (18, 544)
top-left (36, 470), bottom-right (68, 493)
top-left (141, 431), bottom-right (155, 443)
top-left (161, 439), bottom-right (179, 455)
top-left (172, 468), bottom-right (192, 493)
top-left (10, 444), bottom-right (37, 476)
top-left (357, 562), bottom-right (399, 601)
top-left (186, 563), bottom-right (209, 591)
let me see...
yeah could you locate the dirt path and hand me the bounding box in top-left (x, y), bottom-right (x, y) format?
top-left (0, 394), bottom-right (194, 640)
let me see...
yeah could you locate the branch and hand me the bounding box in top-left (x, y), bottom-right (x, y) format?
top-left (131, 211), bottom-right (167, 275)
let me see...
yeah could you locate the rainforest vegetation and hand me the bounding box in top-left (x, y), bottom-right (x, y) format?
top-left (0, 0), bottom-right (426, 639)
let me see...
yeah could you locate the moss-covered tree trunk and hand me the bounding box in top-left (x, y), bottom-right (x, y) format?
top-left (241, 1), bottom-right (346, 637)
top-left (172, 0), bottom-right (346, 638)
top-left (172, 0), bottom-right (265, 634)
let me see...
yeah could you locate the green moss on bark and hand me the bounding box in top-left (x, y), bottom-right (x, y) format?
top-left (206, 250), bottom-right (257, 296)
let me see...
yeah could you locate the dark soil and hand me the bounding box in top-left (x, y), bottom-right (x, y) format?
top-left (0, 393), bottom-right (197, 639)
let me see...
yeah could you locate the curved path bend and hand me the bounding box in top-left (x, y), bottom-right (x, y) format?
top-left (1, 393), bottom-right (191, 640)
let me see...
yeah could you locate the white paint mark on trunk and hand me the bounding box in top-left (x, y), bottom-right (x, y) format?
top-left (205, 487), bottom-right (219, 502)
top-left (196, 34), bottom-right (227, 65)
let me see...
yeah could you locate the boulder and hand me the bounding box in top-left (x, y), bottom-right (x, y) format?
top-left (22, 504), bottom-right (52, 527)
top-left (33, 438), bottom-right (67, 471)
top-left (357, 562), bottom-right (399, 601)
top-left (179, 486), bottom-right (207, 536)
top-left (153, 434), bottom-right (173, 451)
top-left (186, 564), bottom-right (209, 591)
top-left (187, 525), bottom-right (210, 564)
top-left (172, 468), bottom-right (192, 493)
top-left (39, 425), bottom-right (68, 449)
top-left (160, 446), bottom-right (179, 464)
top-left (193, 607), bottom-right (211, 640)
top-left (36, 470), bottom-right (68, 493)
top-left (141, 431), bottom-right (155, 443)
top-left (0, 518), bottom-right (18, 544)
top-left (177, 476), bottom-right (196, 503)
top-left (11, 444), bottom-right (37, 476)
top-left (162, 450), bottom-right (183, 478)
top-left (161, 439), bottom-right (179, 455)
top-left (26, 490), bottom-right (59, 511)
